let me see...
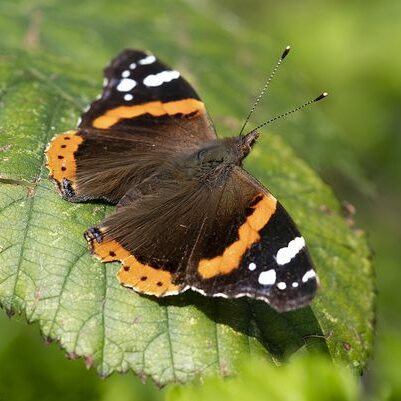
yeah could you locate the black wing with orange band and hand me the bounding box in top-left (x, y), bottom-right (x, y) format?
top-left (187, 169), bottom-right (318, 312)
top-left (46, 49), bottom-right (216, 202)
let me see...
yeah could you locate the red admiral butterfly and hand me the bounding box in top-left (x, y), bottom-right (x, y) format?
top-left (45, 48), bottom-right (325, 312)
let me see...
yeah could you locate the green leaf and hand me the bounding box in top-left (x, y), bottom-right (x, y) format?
top-left (0, 49), bottom-right (374, 385)
top-left (167, 355), bottom-right (361, 401)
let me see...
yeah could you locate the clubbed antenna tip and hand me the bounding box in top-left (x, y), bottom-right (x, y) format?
top-left (245, 91), bottom-right (329, 134)
top-left (281, 45), bottom-right (291, 60)
top-left (314, 92), bottom-right (328, 102)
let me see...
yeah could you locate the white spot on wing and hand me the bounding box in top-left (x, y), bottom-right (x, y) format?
top-left (122, 70), bottom-right (130, 78)
top-left (275, 236), bottom-right (305, 265)
top-left (292, 282), bottom-right (299, 288)
top-left (124, 94), bottom-right (133, 101)
top-left (139, 55), bottom-right (156, 65)
top-left (277, 282), bottom-right (287, 290)
top-left (129, 62), bottom-right (136, 69)
top-left (302, 269), bottom-right (316, 283)
top-left (258, 269), bottom-right (276, 286)
top-left (116, 78), bottom-right (137, 92)
top-left (248, 262), bottom-right (256, 271)
top-left (143, 70), bottom-right (180, 87)
top-left (103, 78), bottom-right (108, 87)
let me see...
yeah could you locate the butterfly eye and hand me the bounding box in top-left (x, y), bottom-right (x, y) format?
top-left (197, 148), bottom-right (225, 166)
top-left (197, 148), bottom-right (208, 161)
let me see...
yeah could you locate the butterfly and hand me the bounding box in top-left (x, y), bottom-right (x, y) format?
top-left (45, 49), bottom-right (319, 312)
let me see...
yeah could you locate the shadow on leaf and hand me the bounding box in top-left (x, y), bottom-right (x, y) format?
top-left (152, 290), bottom-right (330, 362)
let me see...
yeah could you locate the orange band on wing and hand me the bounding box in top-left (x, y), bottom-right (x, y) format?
top-left (45, 130), bottom-right (83, 188)
top-left (90, 237), bottom-right (183, 296)
top-left (198, 194), bottom-right (277, 279)
top-left (92, 99), bottom-right (205, 129)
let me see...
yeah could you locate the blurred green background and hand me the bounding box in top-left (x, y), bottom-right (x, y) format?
top-left (0, 0), bottom-right (400, 399)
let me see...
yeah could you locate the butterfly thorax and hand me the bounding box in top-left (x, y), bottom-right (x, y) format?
top-left (176, 131), bottom-right (259, 182)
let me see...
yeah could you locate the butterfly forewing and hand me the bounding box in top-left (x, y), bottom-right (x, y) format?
top-left (186, 168), bottom-right (318, 312)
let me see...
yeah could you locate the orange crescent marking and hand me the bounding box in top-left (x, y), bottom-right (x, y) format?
top-left (90, 237), bottom-right (183, 296)
top-left (198, 194), bottom-right (277, 279)
top-left (45, 130), bottom-right (83, 188)
top-left (92, 98), bottom-right (205, 129)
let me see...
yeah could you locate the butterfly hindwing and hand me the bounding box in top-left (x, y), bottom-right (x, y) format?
top-left (83, 161), bottom-right (212, 297)
top-left (86, 230), bottom-right (186, 296)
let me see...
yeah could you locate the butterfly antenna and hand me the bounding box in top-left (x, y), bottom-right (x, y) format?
top-left (239, 45), bottom-right (291, 136)
top-left (247, 92), bottom-right (328, 133)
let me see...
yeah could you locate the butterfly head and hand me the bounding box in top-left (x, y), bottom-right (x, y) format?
top-left (241, 130), bottom-right (259, 153)
top-left (225, 130), bottom-right (259, 163)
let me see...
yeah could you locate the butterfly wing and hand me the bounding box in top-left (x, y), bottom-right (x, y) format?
top-left (83, 164), bottom-right (212, 297)
top-left (187, 168), bottom-right (318, 312)
top-left (85, 165), bottom-right (318, 311)
top-left (46, 49), bottom-right (216, 202)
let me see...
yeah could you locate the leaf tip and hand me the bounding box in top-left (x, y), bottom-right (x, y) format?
top-left (84, 355), bottom-right (95, 369)
top-left (6, 307), bottom-right (15, 318)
